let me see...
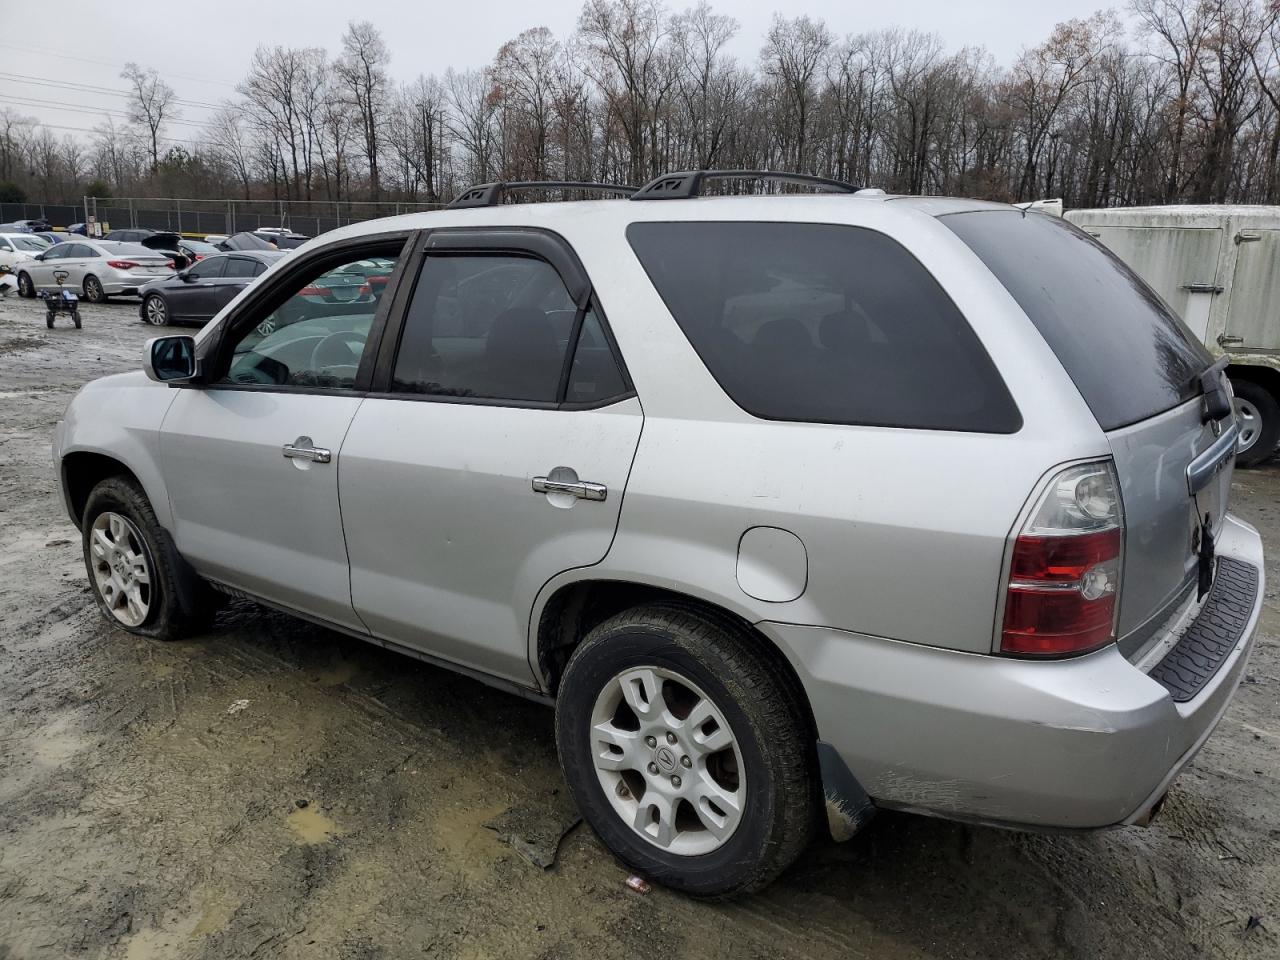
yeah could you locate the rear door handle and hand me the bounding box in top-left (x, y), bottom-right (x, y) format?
top-left (532, 476), bottom-right (607, 501)
top-left (282, 436), bottom-right (331, 463)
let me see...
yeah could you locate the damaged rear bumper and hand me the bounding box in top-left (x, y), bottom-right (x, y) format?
top-left (761, 513), bottom-right (1264, 835)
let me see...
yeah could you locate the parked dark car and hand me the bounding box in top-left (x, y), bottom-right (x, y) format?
top-left (138, 250), bottom-right (285, 326)
top-left (66, 223), bottom-right (88, 236)
top-left (217, 232), bottom-right (279, 252)
top-left (253, 229), bottom-right (311, 250)
top-left (34, 231), bottom-right (68, 245)
top-left (12, 217), bottom-right (52, 232)
top-left (177, 239), bottom-right (221, 264)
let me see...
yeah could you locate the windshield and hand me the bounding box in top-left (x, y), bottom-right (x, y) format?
top-left (942, 210), bottom-right (1212, 430)
top-left (12, 236), bottom-right (47, 251)
top-left (183, 240), bottom-right (220, 254)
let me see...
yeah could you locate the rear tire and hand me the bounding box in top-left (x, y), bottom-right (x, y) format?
top-left (82, 476), bottom-right (218, 640)
top-left (1231, 379), bottom-right (1280, 468)
top-left (144, 294), bottom-right (169, 326)
top-left (555, 604), bottom-right (819, 898)
top-left (17, 271), bottom-right (34, 298)
top-left (83, 275), bottom-right (106, 303)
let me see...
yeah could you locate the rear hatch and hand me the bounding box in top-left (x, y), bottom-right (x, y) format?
top-left (943, 210), bottom-right (1233, 655)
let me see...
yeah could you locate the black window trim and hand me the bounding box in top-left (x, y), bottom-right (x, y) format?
top-left (366, 225), bottom-right (636, 412)
top-left (184, 229), bottom-right (420, 397)
top-left (625, 219), bottom-right (1023, 435)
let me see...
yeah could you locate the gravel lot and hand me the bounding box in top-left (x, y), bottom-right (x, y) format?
top-left (0, 292), bottom-right (1277, 960)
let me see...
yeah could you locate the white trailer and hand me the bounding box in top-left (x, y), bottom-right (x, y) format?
top-left (1064, 204), bottom-right (1280, 465)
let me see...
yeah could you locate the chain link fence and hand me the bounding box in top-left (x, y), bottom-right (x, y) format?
top-left (1, 197), bottom-right (445, 237)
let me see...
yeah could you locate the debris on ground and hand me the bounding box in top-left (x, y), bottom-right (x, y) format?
top-left (227, 699), bottom-right (251, 714)
top-left (625, 875), bottom-right (650, 894)
top-left (483, 790), bottom-right (582, 869)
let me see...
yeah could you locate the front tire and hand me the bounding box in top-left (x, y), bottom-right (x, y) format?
top-left (556, 605), bottom-right (819, 898)
top-left (82, 476), bottom-right (218, 640)
top-left (17, 271), bottom-right (34, 298)
top-left (83, 275), bottom-right (107, 303)
top-left (144, 294), bottom-right (169, 325)
top-left (1231, 379), bottom-right (1280, 468)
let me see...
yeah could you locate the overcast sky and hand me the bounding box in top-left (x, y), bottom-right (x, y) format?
top-left (2, 0), bottom-right (1122, 146)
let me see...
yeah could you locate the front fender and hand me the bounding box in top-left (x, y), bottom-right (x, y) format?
top-left (58, 373), bottom-right (180, 529)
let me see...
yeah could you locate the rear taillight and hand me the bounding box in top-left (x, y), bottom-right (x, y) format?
top-left (1001, 461), bottom-right (1123, 657)
top-left (106, 260), bottom-right (139, 269)
top-left (298, 285), bottom-right (328, 297)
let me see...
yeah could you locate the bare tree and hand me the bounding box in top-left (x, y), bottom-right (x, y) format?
top-left (337, 21), bottom-right (391, 200)
top-left (121, 62), bottom-right (177, 175)
top-left (761, 14), bottom-right (833, 171)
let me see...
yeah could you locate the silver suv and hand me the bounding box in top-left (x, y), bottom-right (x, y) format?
top-left (54, 172), bottom-right (1265, 897)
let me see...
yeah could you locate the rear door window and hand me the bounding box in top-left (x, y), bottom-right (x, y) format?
top-left (942, 211), bottom-right (1212, 430)
top-left (626, 221), bottom-right (1020, 432)
top-left (391, 253), bottom-right (628, 405)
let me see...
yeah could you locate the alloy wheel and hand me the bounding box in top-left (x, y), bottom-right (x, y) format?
top-left (89, 512), bottom-right (152, 627)
top-left (589, 666), bottom-right (745, 856)
top-left (84, 276), bottom-right (104, 303)
top-left (145, 296), bottom-right (168, 325)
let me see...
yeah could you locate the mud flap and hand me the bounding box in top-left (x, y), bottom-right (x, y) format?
top-left (816, 740), bottom-right (876, 841)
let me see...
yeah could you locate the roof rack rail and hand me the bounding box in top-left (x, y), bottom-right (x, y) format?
top-left (448, 181), bottom-right (638, 209)
top-left (630, 170), bottom-right (861, 201)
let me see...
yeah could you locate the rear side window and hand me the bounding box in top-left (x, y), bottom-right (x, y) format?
top-left (626, 222), bottom-right (1020, 432)
top-left (942, 211), bottom-right (1211, 430)
top-left (224, 257), bottom-right (257, 278)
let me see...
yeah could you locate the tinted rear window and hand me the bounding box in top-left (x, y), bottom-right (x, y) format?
top-left (942, 211), bottom-right (1211, 430)
top-left (626, 221), bottom-right (1020, 432)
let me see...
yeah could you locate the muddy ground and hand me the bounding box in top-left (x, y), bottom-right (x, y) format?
top-left (0, 292), bottom-right (1277, 960)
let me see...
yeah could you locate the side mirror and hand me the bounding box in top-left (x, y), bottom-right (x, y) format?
top-left (32, 251), bottom-right (47, 261)
top-left (178, 270), bottom-right (192, 282)
top-left (144, 335), bottom-right (200, 383)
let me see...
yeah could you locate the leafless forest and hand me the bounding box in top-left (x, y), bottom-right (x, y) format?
top-left (5, 0), bottom-right (1280, 208)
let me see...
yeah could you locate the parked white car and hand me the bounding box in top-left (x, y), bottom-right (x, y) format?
top-left (1064, 205), bottom-right (1280, 465)
top-left (0, 232), bottom-right (51, 271)
top-left (15, 239), bottom-right (176, 302)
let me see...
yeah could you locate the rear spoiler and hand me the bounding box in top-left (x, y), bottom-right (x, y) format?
top-left (1013, 198), bottom-right (1064, 217)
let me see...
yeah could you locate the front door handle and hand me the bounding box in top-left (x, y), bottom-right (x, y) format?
top-left (532, 475), bottom-right (607, 501)
top-left (282, 436), bottom-right (331, 463)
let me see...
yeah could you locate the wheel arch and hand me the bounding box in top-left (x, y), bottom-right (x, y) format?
top-left (1227, 361), bottom-right (1280, 397)
top-left (61, 451), bottom-right (144, 530)
top-left (534, 577), bottom-right (817, 736)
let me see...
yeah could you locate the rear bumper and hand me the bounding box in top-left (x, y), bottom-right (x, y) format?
top-left (762, 513), bottom-right (1264, 831)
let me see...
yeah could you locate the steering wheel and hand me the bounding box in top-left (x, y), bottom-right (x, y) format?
top-left (310, 330), bottom-right (368, 371)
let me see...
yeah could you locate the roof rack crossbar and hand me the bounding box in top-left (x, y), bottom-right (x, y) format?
top-left (448, 181), bottom-right (638, 209)
top-left (630, 170), bottom-right (861, 201)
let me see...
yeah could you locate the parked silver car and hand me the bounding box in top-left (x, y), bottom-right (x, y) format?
top-left (16, 239), bottom-right (175, 301)
top-left (53, 172), bottom-right (1265, 897)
